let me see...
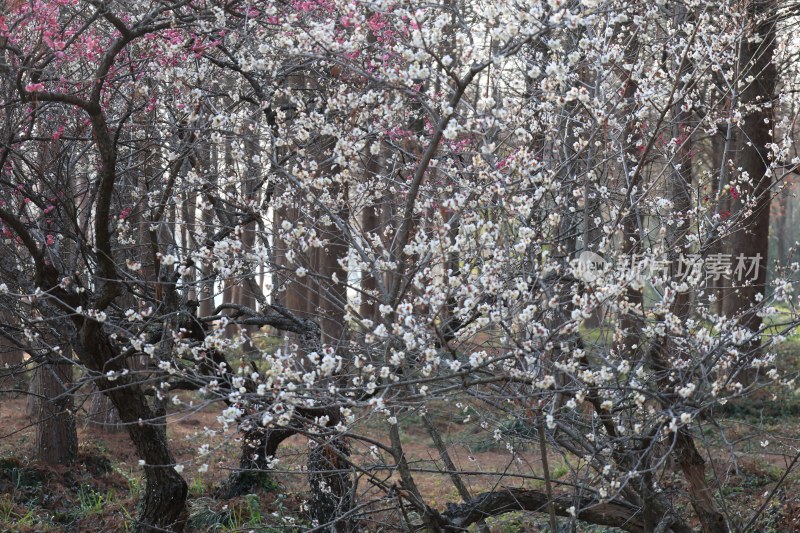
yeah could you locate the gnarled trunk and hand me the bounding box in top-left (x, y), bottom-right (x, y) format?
top-left (308, 434), bottom-right (353, 533)
top-left (218, 425), bottom-right (293, 499)
top-left (76, 325), bottom-right (187, 532)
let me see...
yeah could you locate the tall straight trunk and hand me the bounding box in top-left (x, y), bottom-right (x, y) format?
top-left (222, 140), bottom-right (241, 338)
top-left (721, 0), bottom-right (777, 371)
top-left (774, 193), bottom-right (788, 269)
top-left (665, 10), bottom-right (727, 527)
top-left (668, 3), bottom-right (695, 323)
top-left (32, 351), bottom-right (77, 465)
top-left (709, 132), bottom-right (727, 316)
top-left (0, 309), bottom-right (23, 392)
top-left (273, 74), bottom-right (318, 325)
top-left (304, 76), bottom-right (353, 529)
top-left (236, 119), bottom-right (261, 352)
top-left (86, 381), bottom-right (122, 431)
top-left (359, 146), bottom-right (382, 323)
top-left (616, 25), bottom-right (644, 360)
top-left (357, 8), bottom-right (384, 325)
top-left (318, 190), bottom-right (348, 346)
top-left (199, 142), bottom-right (219, 319)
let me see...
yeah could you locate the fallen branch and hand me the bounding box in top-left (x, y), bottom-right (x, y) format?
top-left (441, 488), bottom-right (645, 532)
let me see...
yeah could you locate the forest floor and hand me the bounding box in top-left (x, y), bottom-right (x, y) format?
top-left (2, 379), bottom-right (800, 531)
top-left (0, 394), bottom-right (560, 532)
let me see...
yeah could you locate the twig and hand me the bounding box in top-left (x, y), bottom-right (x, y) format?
top-left (537, 413), bottom-right (559, 532)
top-left (741, 449), bottom-right (800, 532)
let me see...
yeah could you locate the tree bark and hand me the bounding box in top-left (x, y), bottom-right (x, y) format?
top-left (317, 183), bottom-right (349, 348)
top-left (31, 355), bottom-right (77, 465)
top-left (0, 309), bottom-right (23, 392)
top-left (720, 0), bottom-right (777, 363)
top-left (87, 385), bottom-right (123, 432)
top-left (616, 21), bottom-right (644, 360)
top-left (218, 426), bottom-right (293, 499)
top-left (675, 431), bottom-right (728, 533)
top-left (359, 146), bottom-right (383, 324)
top-left (308, 434), bottom-right (354, 533)
top-left (441, 488), bottom-right (647, 533)
top-left (75, 324), bottom-right (187, 532)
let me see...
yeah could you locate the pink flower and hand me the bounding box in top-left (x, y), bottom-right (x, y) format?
top-left (25, 83), bottom-right (45, 92)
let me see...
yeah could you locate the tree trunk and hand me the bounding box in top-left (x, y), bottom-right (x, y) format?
top-left (128, 411), bottom-right (187, 533)
top-left (32, 357), bottom-right (77, 465)
top-left (308, 434), bottom-right (353, 533)
top-left (359, 146), bottom-right (382, 324)
top-left (194, 139), bottom-right (220, 320)
top-left (616, 23), bottom-right (644, 359)
top-left (236, 120), bottom-right (261, 352)
top-left (675, 431), bottom-right (728, 533)
top-left (218, 425), bottom-right (293, 499)
top-left (0, 309), bottom-right (23, 393)
top-left (87, 385), bottom-right (123, 432)
top-left (720, 0), bottom-right (777, 382)
top-left (318, 189), bottom-right (348, 348)
top-left (76, 324), bottom-right (187, 532)
top-left (665, 13), bottom-right (727, 527)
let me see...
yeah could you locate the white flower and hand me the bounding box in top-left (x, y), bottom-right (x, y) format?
top-left (126, 259), bottom-right (142, 271)
top-left (443, 121), bottom-right (459, 140)
top-left (174, 464), bottom-right (184, 473)
top-left (197, 464), bottom-right (209, 473)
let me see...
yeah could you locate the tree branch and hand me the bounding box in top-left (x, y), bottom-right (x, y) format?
top-left (441, 488), bottom-right (645, 532)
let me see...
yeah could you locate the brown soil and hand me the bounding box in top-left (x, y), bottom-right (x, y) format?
top-left (3, 395), bottom-right (800, 532)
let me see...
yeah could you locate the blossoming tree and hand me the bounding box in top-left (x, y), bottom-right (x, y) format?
top-left (1, 0), bottom-right (798, 531)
